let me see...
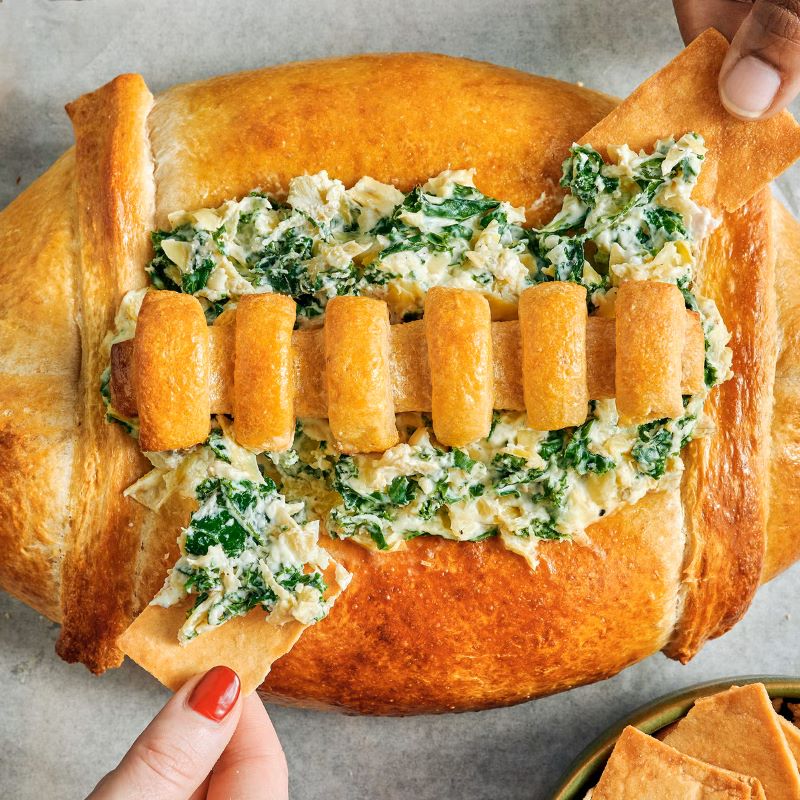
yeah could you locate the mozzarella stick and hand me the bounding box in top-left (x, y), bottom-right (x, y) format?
top-left (616, 280), bottom-right (685, 425)
top-left (325, 295), bottom-right (398, 453)
top-left (134, 290), bottom-right (210, 451)
top-left (425, 287), bottom-right (494, 446)
top-left (519, 282), bottom-right (588, 430)
top-left (234, 293), bottom-right (296, 452)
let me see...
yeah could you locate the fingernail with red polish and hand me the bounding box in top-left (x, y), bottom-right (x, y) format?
top-left (188, 666), bottom-right (241, 722)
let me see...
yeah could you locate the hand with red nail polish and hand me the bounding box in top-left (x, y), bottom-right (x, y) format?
top-left (86, 666), bottom-right (289, 800)
top-left (673, 0), bottom-right (800, 119)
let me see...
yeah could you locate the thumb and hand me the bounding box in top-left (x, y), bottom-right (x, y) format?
top-left (88, 666), bottom-right (243, 800)
top-left (719, 0), bottom-right (800, 119)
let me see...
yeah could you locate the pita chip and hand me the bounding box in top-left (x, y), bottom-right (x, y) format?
top-left (580, 28), bottom-right (800, 213)
top-left (119, 567), bottom-right (345, 695)
top-left (593, 726), bottom-right (765, 800)
top-left (663, 684), bottom-right (800, 800)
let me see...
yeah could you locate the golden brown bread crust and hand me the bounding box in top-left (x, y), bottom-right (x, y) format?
top-left (264, 490), bottom-right (685, 713)
top-left (0, 51), bottom-right (794, 711)
top-left (764, 200), bottom-right (800, 581)
top-left (666, 190), bottom-right (776, 663)
top-left (57, 74), bottom-right (160, 671)
top-left (0, 151), bottom-right (80, 621)
top-left (147, 53), bottom-right (617, 229)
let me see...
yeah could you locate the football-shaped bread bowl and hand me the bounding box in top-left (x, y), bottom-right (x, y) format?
top-left (2, 31), bottom-right (799, 714)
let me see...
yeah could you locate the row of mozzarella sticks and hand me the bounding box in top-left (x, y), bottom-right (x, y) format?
top-left (111, 280), bottom-right (704, 454)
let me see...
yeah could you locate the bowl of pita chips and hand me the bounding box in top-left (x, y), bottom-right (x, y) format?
top-left (551, 678), bottom-right (800, 799)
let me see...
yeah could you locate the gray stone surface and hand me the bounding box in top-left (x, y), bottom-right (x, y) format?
top-left (0, 1), bottom-right (798, 798)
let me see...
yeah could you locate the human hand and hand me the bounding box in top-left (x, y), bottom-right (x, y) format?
top-left (87, 666), bottom-right (288, 799)
top-left (673, 0), bottom-right (800, 119)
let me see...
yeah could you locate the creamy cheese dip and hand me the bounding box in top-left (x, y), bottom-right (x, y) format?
top-left (148, 168), bottom-right (532, 323)
top-left (106, 132), bottom-right (732, 636)
top-left (264, 398), bottom-right (708, 568)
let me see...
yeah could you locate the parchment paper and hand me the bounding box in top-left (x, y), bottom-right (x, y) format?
top-left (0, 2), bottom-right (797, 798)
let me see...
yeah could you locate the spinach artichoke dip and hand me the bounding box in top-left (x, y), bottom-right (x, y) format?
top-left (104, 132), bottom-right (732, 641)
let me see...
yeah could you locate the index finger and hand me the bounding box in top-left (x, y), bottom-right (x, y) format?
top-left (672, 0), bottom-right (754, 43)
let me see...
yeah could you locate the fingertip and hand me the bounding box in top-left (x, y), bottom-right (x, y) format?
top-left (242, 690), bottom-right (269, 718)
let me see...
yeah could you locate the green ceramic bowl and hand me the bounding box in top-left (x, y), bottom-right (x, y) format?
top-left (550, 676), bottom-right (800, 800)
